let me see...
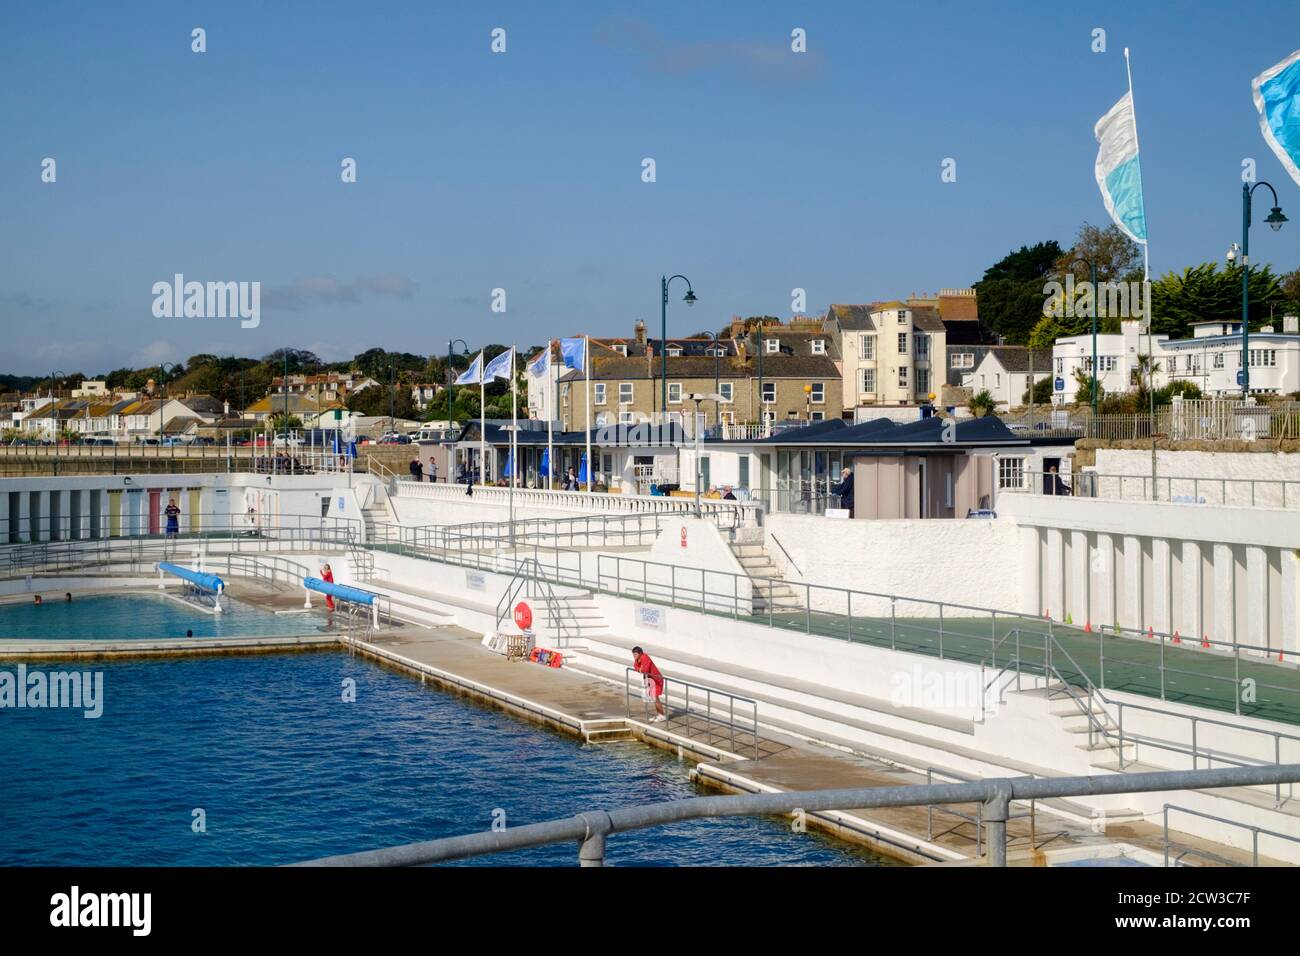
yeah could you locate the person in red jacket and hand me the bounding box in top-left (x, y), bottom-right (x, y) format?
top-left (632, 646), bottom-right (666, 723)
top-left (320, 562), bottom-right (335, 611)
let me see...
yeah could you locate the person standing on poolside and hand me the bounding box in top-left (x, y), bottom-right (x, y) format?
top-left (33, 594), bottom-right (42, 606)
top-left (164, 497), bottom-right (181, 538)
top-left (632, 646), bottom-right (666, 723)
top-left (320, 562), bottom-right (335, 611)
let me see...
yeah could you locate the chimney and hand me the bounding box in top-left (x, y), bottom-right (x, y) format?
top-left (634, 320), bottom-right (647, 346)
top-left (730, 316), bottom-right (745, 338)
top-left (1285, 314), bottom-right (1299, 334)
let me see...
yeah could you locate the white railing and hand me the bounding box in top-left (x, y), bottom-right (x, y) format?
top-left (389, 480), bottom-right (762, 524)
top-left (999, 469), bottom-right (1300, 510)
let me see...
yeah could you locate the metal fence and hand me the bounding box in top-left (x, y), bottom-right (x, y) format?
top-left (1002, 468), bottom-right (1300, 509)
top-left (1085, 400), bottom-right (1300, 443)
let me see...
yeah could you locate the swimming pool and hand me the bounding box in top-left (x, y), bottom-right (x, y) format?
top-left (0, 652), bottom-right (894, 866)
top-left (0, 592), bottom-right (327, 640)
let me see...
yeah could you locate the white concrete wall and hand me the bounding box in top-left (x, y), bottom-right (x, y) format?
top-left (763, 513), bottom-right (1024, 615)
top-left (1093, 448), bottom-right (1300, 484)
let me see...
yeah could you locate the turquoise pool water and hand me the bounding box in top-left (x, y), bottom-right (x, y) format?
top-left (0, 652), bottom-right (894, 866)
top-left (0, 592), bottom-right (326, 640)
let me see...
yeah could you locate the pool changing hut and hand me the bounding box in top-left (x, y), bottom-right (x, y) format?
top-left (157, 562), bottom-right (226, 613)
top-left (303, 576), bottom-right (381, 629)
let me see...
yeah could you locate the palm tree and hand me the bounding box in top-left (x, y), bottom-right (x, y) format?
top-left (1072, 368), bottom-right (1104, 407)
top-left (968, 390), bottom-right (997, 418)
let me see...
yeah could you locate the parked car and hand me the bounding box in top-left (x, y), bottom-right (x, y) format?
top-left (378, 433), bottom-right (411, 444)
top-left (273, 433), bottom-right (304, 448)
top-left (160, 437), bottom-right (187, 447)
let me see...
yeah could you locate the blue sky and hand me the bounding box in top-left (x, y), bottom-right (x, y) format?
top-left (2, 0), bottom-right (1299, 374)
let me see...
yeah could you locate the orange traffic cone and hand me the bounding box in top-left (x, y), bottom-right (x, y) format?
top-left (1172, 630), bottom-right (1181, 644)
top-left (1084, 621), bottom-right (1092, 633)
top-left (1147, 626), bottom-right (1155, 639)
top-left (1201, 634), bottom-right (1210, 648)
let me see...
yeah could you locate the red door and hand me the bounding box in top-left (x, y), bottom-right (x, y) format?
top-left (148, 489), bottom-right (161, 534)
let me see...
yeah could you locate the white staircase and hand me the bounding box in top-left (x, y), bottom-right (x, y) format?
top-left (728, 541), bottom-right (803, 613)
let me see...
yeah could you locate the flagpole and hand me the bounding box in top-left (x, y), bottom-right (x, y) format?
top-left (1126, 45), bottom-right (1157, 497)
top-left (584, 336), bottom-right (593, 493)
top-left (547, 340), bottom-right (555, 491)
top-left (509, 346), bottom-right (517, 546)
top-left (479, 359), bottom-right (485, 488)
top-left (510, 345), bottom-right (518, 490)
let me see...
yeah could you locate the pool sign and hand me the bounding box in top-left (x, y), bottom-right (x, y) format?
top-left (513, 601), bottom-right (533, 631)
top-left (1237, 369), bottom-right (1246, 387)
top-left (680, 526), bottom-right (688, 548)
top-left (1054, 377), bottom-right (1065, 392)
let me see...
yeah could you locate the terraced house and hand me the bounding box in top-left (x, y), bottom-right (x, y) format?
top-left (557, 318), bottom-right (842, 432)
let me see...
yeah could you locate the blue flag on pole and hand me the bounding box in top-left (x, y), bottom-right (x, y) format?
top-left (1094, 91), bottom-right (1148, 244)
top-left (455, 352), bottom-right (484, 385)
top-left (578, 452), bottom-right (589, 483)
top-left (483, 348), bottom-right (513, 382)
top-left (1254, 49), bottom-right (1300, 186)
top-left (528, 345), bottom-right (551, 378)
top-left (560, 337), bottom-right (586, 372)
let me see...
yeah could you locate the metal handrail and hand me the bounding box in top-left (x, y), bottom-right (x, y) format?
top-left (624, 667), bottom-right (759, 759)
top-left (1003, 468), bottom-right (1300, 509)
top-left (1163, 803), bottom-right (1300, 866)
top-left (291, 763), bottom-right (1300, 867)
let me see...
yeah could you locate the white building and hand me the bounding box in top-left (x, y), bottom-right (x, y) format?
top-left (1051, 318), bottom-right (1169, 405)
top-left (826, 302), bottom-right (948, 409)
top-left (964, 347), bottom-right (1052, 410)
top-left (1160, 316), bottom-right (1300, 397)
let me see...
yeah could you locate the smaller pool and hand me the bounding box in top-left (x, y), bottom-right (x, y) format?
top-left (0, 592), bottom-right (328, 641)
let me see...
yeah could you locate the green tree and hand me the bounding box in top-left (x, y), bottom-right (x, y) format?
top-left (1072, 368), bottom-right (1104, 407)
top-left (973, 240), bottom-right (1064, 344)
top-left (1150, 263), bottom-right (1284, 339)
top-left (1053, 222), bottom-right (1143, 283)
top-left (1023, 376), bottom-right (1054, 405)
top-left (968, 390), bottom-right (997, 417)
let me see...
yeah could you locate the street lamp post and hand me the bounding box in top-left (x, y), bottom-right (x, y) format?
top-left (1070, 256), bottom-right (1099, 413)
top-left (686, 393), bottom-right (725, 518)
top-left (447, 339), bottom-right (469, 480)
top-left (1228, 182), bottom-right (1287, 398)
top-left (47, 369), bottom-right (65, 445)
top-left (660, 274), bottom-right (697, 417)
top-left (156, 362), bottom-right (180, 451)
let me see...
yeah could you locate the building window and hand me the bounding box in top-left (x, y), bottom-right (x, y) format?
top-left (719, 382), bottom-right (733, 402)
top-left (917, 368), bottom-right (930, 394)
top-left (619, 382), bottom-right (634, 404)
top-left (765, 338), bottom-right (780, 354)
top-left (666, 346), bottom-right (683, 357)
top-left (613, 344), bottom-right (627, 356)
top-left (997, 457), bottom-right (1025, 489)
top-left (594, 383), bottom-right (606, 405)
top-left (897, 332), bottom-right (908, 353)
top-left (898, 366), bottom-right (908, 388)
top-left (618, 410), bottom-right (635, 425)
top-left (595, 411), bottom-right (610, 428)
top-left (761, 382), bottom-right (776, 403)
top-left (810, 411), bottom-right (824, 421)
top-left (668, 382), bottom-right (682, 404)
top-left (811, 339), bottom-right (826, 355)
top-left (1055, 358), bottom-right (1063, 374)
top-left (810, 383), bottom-right (824, 404)
top-left (861, 335), bottom-right (876, 360)
top-left (915, 334), bottom-right (929, 359)
top-left (952, 352), bottom-right (973, 369)
top-left (1214, 352), bottom-right (1225, 369)
top-left (1249, 349), bottom-right (1277, 367)
top-left (861, 367), bottom-right (876, 392)
top-left (994, 373), bottom-right (1001, 388)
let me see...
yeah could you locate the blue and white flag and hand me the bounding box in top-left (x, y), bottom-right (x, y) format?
top-left (483, 347), bottom-right (513, 382)
top-left (528, 344), bottom-right (551, 378)
top-left (560, 336), bottom-right (586, 372)
top-left (1094, 92), bottom-right (1148, 245)
top-left (455, 352), bottom-right (483, 385)
top-left (1253, 49), bottom-right (1300, 187)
